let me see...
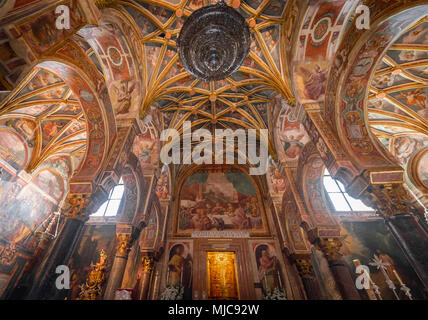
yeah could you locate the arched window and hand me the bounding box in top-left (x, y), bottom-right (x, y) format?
top-left (91, 178), bottom-right (125, 217)
top-left (323, 170), bottom-right (374, 212)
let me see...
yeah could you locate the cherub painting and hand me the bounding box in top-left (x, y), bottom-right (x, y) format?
top-left (401, 24), bottom-right (428, 44)
top-left (112, 79), bottom-right (136, 115)
top-left (393, 136), bottom-right (424, 165)
top-left (276, 111), bottom-right (310, 161)
top-left (132, 131), bottom-right (159, 168)
top-left (397, 88), bottom-right (427, 110)
top-left (297, 64), bottom-right (327, 101)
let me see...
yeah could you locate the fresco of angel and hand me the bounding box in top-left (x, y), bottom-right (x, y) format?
top-left (113, 79), bottom-right (136, 115)
top-left (299, 64), bottom-right (327, 101)
top-left (397, 88), bottom-right (427, 110)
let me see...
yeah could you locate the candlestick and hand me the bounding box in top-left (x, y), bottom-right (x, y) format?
top-left (393, 270), bottom-right (403, 286)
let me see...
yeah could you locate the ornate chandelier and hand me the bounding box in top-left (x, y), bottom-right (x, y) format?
top-left (177, 0), bottom-right (250, 82)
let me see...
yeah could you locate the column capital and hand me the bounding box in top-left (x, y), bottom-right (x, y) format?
top-left (141, 251), bottom-right (155, 273)
top-left (291, 254), bottom-right (315, 279)
top-left (314, 237), bottom-right (343, 261)
top-left (116, 224), bottom-right (135, 257)
top-left (354, 170), bottom-right (423, 218)
top-left (63, 193), bottom-right (91, 221)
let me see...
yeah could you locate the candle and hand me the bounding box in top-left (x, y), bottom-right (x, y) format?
top-left (393, 270), bottom-right (404, 286)
top-left (277, 270), bottom-right (283, 289)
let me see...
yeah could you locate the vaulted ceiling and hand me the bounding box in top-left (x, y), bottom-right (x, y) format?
top-left (368, 16), bottom-right (428, 168)
top-left (116, 0), bottom-right (293, 137)
top-left (0, 68), bottom-right (87, 175)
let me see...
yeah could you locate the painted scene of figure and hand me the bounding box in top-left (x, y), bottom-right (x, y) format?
top-left (166, 242), bottom-right (192, 299)
top-left (254, 243), bottom-right (284, 296)
top-left (340, 221), bottom-right (427, 300)
top-left (177, 170), bottom-right (267, 234)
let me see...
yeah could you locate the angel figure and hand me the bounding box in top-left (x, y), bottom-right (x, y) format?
top-left (278, 131), bottom-right (305, 159)
top-left (113, 79), bottom-right (136, 115)
top-left (373, 74), bottom-right (395, 88)
top-left (397, 88), bottom-right (427, 110)
top-left (402, 24), bottom-right (428, 44)
top-left (299, 64), bottom-right (327, 100)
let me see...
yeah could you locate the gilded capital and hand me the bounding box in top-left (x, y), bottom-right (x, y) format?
top-left (63, 193), bottom-right (91, 220)
top-left (294, 256), bottom-right (314, 278)
top-left (141, 252), bottom-right (154, 273)
top-left (116, 233), bottom-right (132, 256)
top-left (315, 238), bottom-right (343, 261)
top-left (358, 171), bottom-right (417, 217)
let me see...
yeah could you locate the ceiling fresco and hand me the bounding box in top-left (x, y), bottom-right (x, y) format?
top-left (115, 0), bottom-right (293, 139)
top-left (0, 67), bottom-right (87, 174)
top-left (368, 17), bottom-right (428, 177)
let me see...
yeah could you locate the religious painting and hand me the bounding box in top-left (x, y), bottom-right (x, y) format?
top-left (155, 165), bottom-right (170, 200)
top-left (16, 0), bottom-right (86, 56)
top-left (39, 156), bottom-right (72, 180)
top-left (393, 135), bottom-right (427, 166)
top-left (207, 252), bottom-right (239, 300)
top-left (166, 241), bottom-right (192, 300)
top-left (275, 104), bottom-right (310, 163)
top-left (68, 224), bottom-right (116, 300)
top-left (267, 158), bottom-right (285, 194)
top-left (132, 122), bottom-right (159, 170)
top-left (139, 206), bottom-right (158, 250)
top-left (252, 242), bottom-right (284, 296)
top-left (293, 61), bottom-right (329, 103)
top-left (120, 168), bottom-right (137, 222)
top-left (0, 129), bottom-right (28, 170)
top-left (32, 169), bottom-right (64, 201)
top-left (392, 87), bottom-right (428, 116)
top-left (0, 180), bottom-right (57, 250)
top-left (340, 220), bottom-right (427, 300)
top-left (177, 169), bottom-right (268, 235)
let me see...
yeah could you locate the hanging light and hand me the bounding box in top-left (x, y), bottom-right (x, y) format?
top-left (177, 0), bottom-right (250, 81)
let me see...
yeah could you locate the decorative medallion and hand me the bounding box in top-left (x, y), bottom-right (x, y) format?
top-left (177, 0), bottom-right (250, 81)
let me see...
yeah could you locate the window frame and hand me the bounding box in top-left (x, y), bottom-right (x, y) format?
top-left (91, 178), bottom-right (125, 218)
top-left (323, 170), bottom-right (374, 213)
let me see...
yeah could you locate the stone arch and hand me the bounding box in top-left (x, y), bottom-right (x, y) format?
top-left (34, 59), bottom-right (115, 183)
top-left (76, 11), bottom-right (143, 120)
top-left (0, 127), bottom-right (30, 171)
top-left (297, 145), bottom-right (340, 237)
top-left (281, 183), bottom-right (312, 255)
top-left (407, 146), bottom-right (428, 201)
top-left (325, 3), bottom-right (428, 172)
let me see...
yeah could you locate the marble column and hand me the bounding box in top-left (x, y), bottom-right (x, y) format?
top-left (138, 251), bottom-right (154, 300)
top-left (292, 254), bottom-right (322, 300)
top-left (103, 226), bottom-right (133, 300)
top-left (315, 237), bottom-right (361, 300)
